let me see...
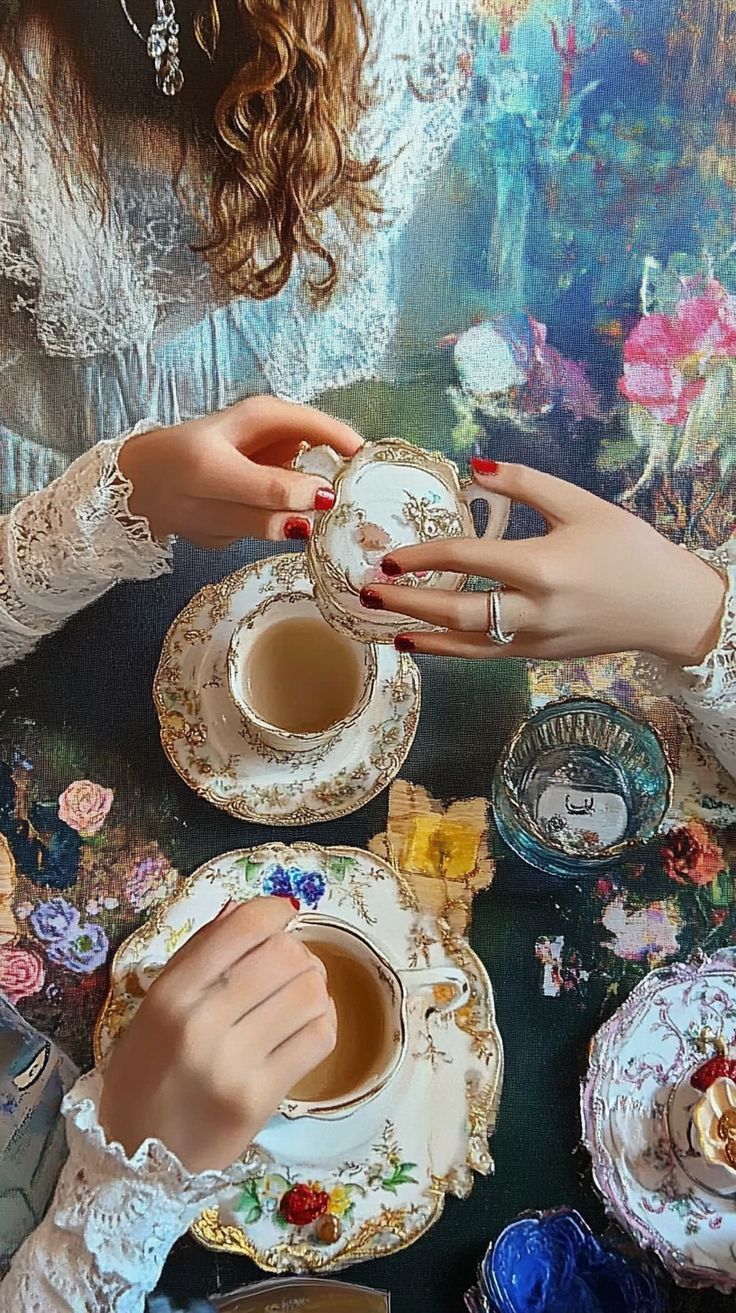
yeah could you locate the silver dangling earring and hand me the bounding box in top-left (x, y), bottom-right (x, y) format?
top-left (119, 0), bottom-right (184, 97)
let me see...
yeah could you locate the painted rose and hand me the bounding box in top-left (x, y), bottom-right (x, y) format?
top-left (620, 278), bottom-right (736, 424)
top-left (661, 822), bottom-right (726, 887)
top-left (0, 946), bottom-right (44, 1004)
top-left (125, 853), bottom-right (178, 912)
top-left (469, 1208), bottom-right (665, 1313)
top-left (29, 896), bottom-right (109, 975)
top-left (58, 780), bottom-right (113, 837)
top-left (602, 896), bottom-right (681, 964)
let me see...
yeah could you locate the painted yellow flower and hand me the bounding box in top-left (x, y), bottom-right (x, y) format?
top-left (327, 1185), bottom-right (352, 1218)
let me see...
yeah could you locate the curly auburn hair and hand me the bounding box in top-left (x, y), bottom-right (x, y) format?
top-left (0, 0), bottom-right (382, 302)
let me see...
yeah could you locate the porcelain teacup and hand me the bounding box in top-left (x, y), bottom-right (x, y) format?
top-left (227, 592), bottom-right (377, 755)
top-left (278, 914), bottom-right (470, 1121)
top-left (295, 438), bottom-right (511, 642)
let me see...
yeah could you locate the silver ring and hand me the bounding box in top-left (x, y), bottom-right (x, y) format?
top-left (486, 588), bottom-right (515, 646)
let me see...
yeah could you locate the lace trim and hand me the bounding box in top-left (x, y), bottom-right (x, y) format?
top-left (0, 1070), bottom-right (251, 1313)
top-left (0, 424), bottom-right (172, 636)
top-left (667, 538), bottom-right (736, 781)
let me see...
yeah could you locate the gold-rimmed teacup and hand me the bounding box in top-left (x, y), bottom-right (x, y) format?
top-left (227, 592), bottom-right (377, 755)
top-left (279, 914), bottom-right (470, 1121)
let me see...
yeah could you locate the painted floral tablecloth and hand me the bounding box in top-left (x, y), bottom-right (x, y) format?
top-left (3, 1), bottom-right (736, 1306)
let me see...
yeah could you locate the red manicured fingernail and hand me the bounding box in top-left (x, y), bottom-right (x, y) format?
top-left (394, 635), bottom-right (415, 653)
top-left (289, 896), bottom-right (300, 911)
top-left (471, 457), bottom-right (500, 476)
top-left (314, 487), bottom-right (335, 512)
top-left (284, 517), bottom-right (311, 540)
top-left (360, 587), bottom-right (384, 610)
top-left (382, 556), bottom-right (403, 577)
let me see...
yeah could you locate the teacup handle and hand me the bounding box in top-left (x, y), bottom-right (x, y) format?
top-left (461, 479), bottom-right (511, 541)
top-left (398, 966), bottom-right (470, 1015)
top-left (293, 444), bottom-right (346, 486)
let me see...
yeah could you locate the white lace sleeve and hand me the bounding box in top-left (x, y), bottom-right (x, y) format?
top-left (665, 538), bottom-right (736, 782)
top-left (0, 1070), bottom-right (250, 1313)
top-left (0, 423), bottom-right (173, 668)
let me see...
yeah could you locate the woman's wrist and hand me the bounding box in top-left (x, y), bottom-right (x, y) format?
top-left (651, 551), bottom-right (727, 669)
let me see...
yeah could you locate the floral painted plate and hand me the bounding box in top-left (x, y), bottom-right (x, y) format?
top-left (153, 554), bottom-right (420, 825)
top-left (582, 949), bottom-right (736, 1291)
top-left (94, 842), bottom-right (503, 1273)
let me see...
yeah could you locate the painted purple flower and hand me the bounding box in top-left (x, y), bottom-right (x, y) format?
top-left (292, 868), bottom-right (326, 908)
top-left (29, 896), bottom-right (108, 975)
top-left (125, 854), bottom-right (178, 912)
top-left (262, 865), bottom-right (295, 899)
top-left (47, 922), bottom-right (108, 974)
top-left (30, 896), bottom-right (78, 943)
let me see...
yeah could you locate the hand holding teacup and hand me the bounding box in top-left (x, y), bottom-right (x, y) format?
top-left (296, 438), bottom-right (511, 643)
top-left (119, 396), bottom-right (363, 547)
top-left (364, 461), bottom-right (726, 668)
top-left (99, 898), bottom-right (337, 1174)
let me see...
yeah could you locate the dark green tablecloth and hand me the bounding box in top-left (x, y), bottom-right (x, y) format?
top-left (0, 515), bottom-right (732, 1313)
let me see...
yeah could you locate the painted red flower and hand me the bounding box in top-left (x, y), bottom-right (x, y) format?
top-left (279, 1183), bottom-right (330, 1227)
top-left (661, 822), bottom-right (726, 887)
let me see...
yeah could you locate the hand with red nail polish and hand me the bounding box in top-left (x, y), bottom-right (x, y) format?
top-left (284, 518), bottom-right (312, 540)
top-left (119, 395), bottom-right (361, 549)
top-left (359, 586), bottom-right (385, 610)
top-left (369, 462), bottom-right (727, 671)
top-left (100, 897), bottom-right (335, 1174)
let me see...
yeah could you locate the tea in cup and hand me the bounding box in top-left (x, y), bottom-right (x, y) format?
top-left (227, 593), bottom-right (377, 754)
top-left (295, 438), bottom-right (511, 642)
top-left (280, 915), bottom-right (470, 1120)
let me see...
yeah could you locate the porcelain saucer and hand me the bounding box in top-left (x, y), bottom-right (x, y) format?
top-left (153, 554), bottom-right (421, 825)
top-left (94, 843), bottom-right (503, 1274)
top-left (582, 949), bottom-right (736, 1291)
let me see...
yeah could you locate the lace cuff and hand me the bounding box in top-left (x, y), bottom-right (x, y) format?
top-left (666, 538), bottom-right (736, 782)
top-left (0, 1069), bottom-right (251, 1313)
top-left (0, 421), bottom-right (173, 666)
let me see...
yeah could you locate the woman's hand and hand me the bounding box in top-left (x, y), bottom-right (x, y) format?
top-left (360, 461), bottom-right (727, 668)
top-left (118, 396), bottom-right (362, 547)
top-left (99, 898), bottom-right (336, 1174)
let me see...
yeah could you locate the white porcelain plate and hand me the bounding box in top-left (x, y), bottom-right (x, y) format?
top-left (582, 950), bottom-right (736, 1291)
top-left (153, 555), bottom-right (421, 825)
top-left (95, 843), bottom-right (503, 1274)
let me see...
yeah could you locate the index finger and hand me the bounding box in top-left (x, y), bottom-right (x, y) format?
top-left (156, 897), bottom-right (297, 1001)
top-left (378, 535), bottom-right (537, 588)
top-left (231, 396), bottom-right (363, 460)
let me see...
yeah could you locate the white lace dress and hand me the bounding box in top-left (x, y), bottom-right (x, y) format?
top-left (0, 0), bottom-right (469, 507)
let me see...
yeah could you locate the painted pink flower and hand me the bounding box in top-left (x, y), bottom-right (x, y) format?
top-left (58, 781), bottom-right (113, 837)
top-left (602, 896), bottom-right (681, 964)
top-left (356, 522), bottom-right (392, 555)
top-left (620, 279), bottom-right (736, 424)
top-left (0, 946), bottom-right (45, 1003)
